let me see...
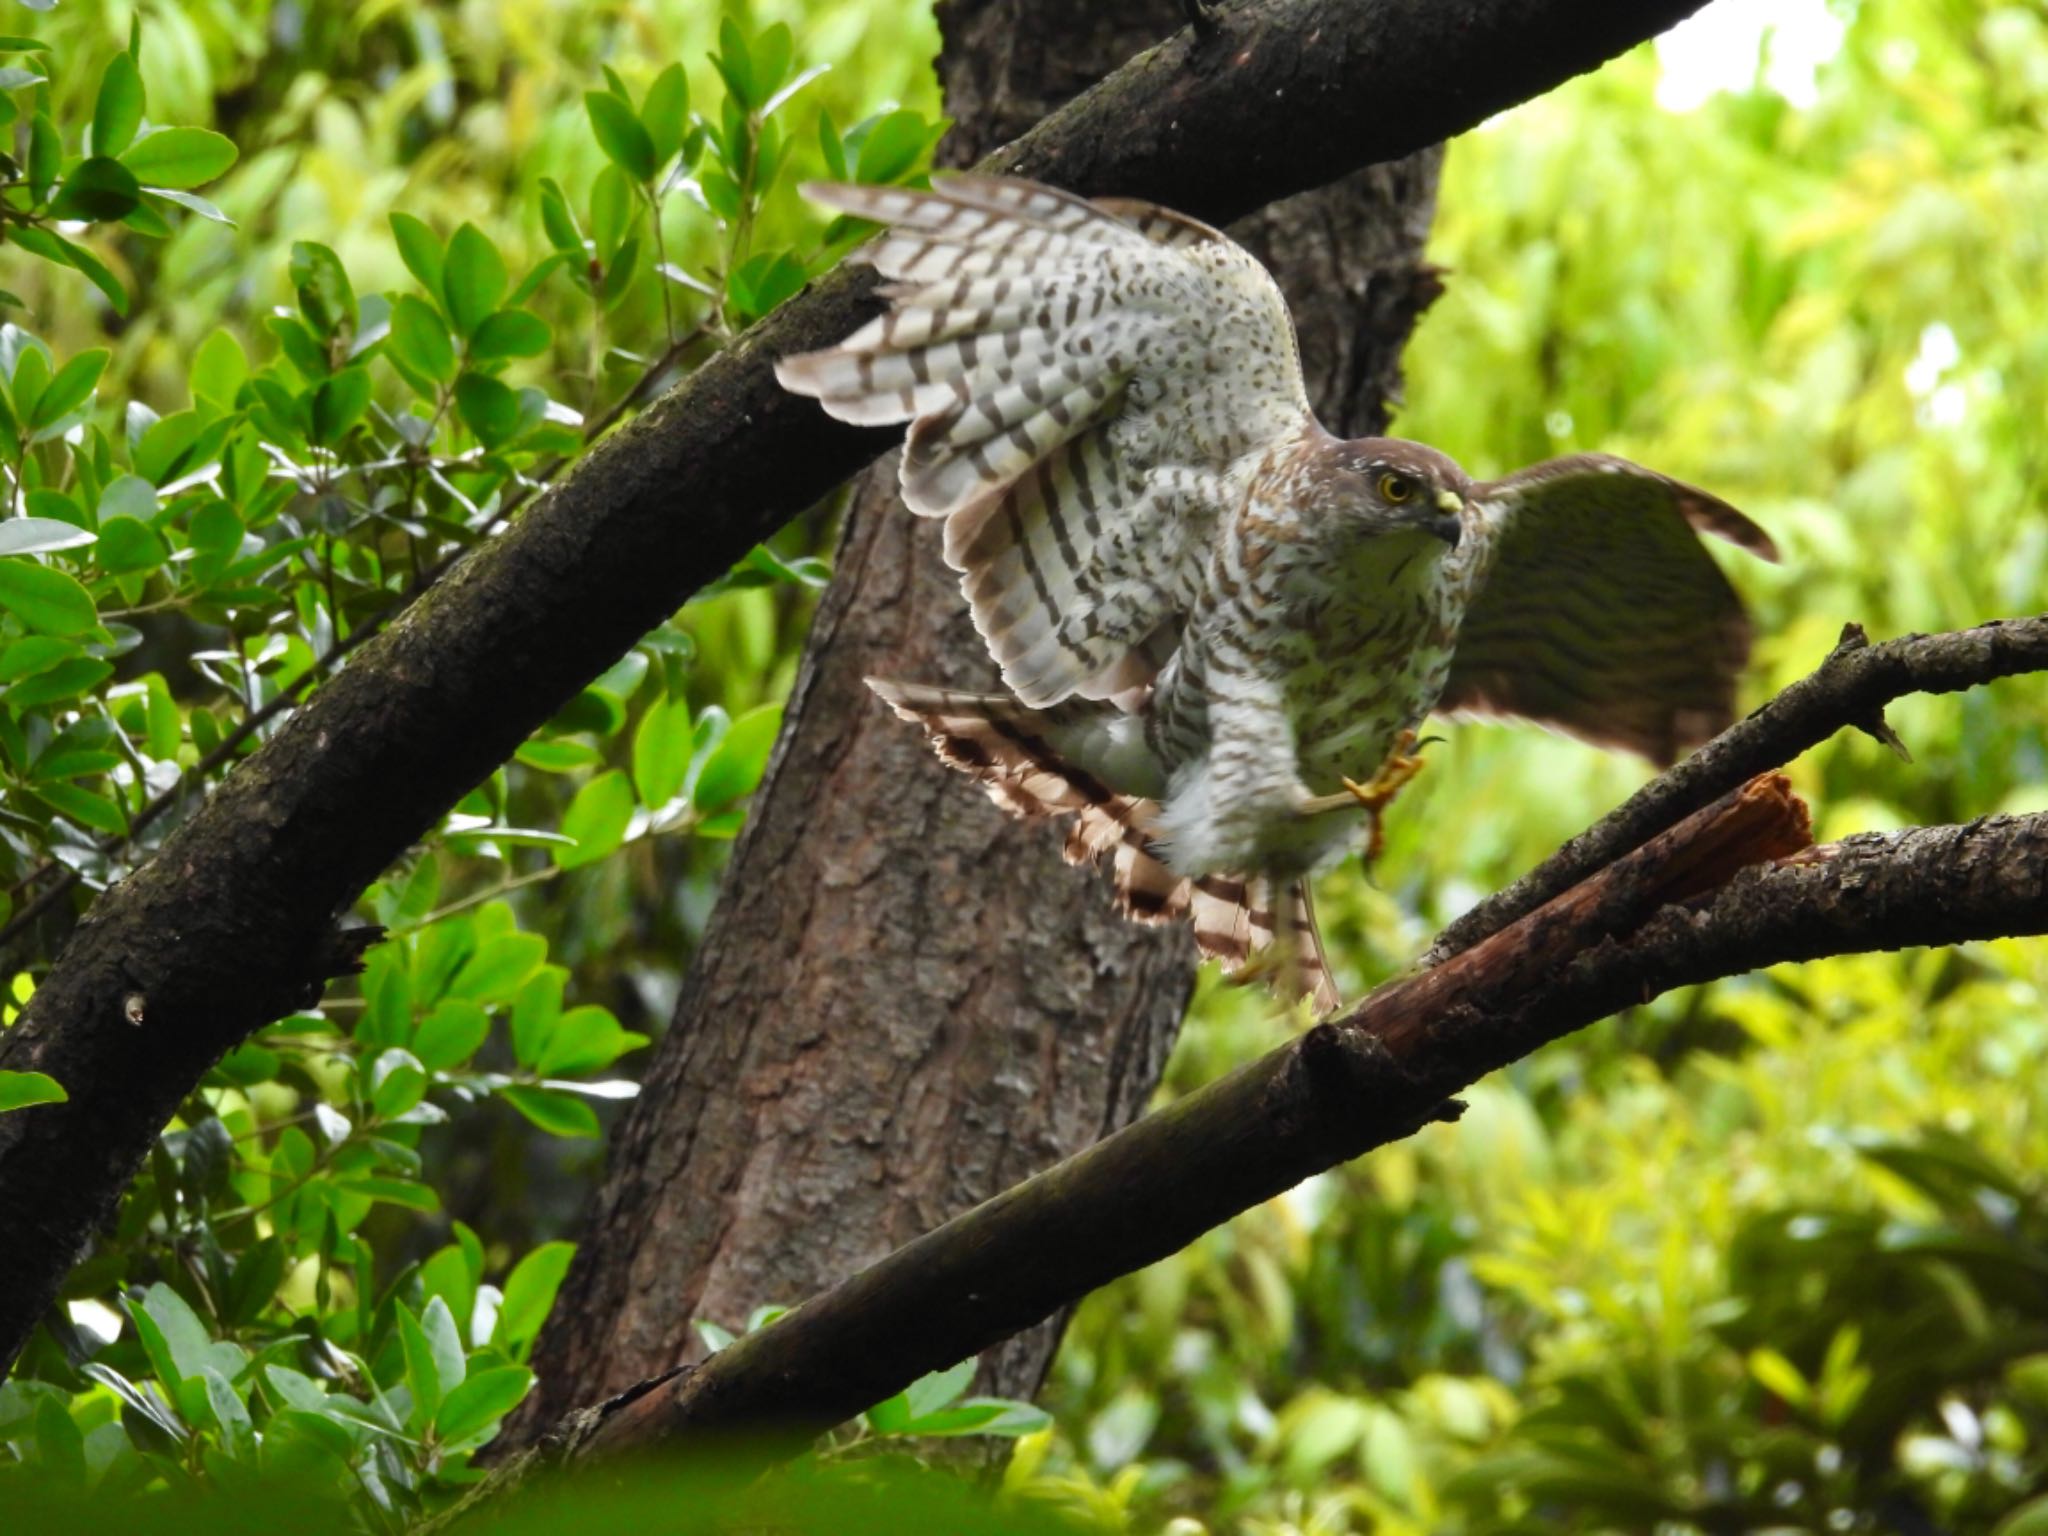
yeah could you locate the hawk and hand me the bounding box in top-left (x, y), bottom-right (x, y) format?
top-left (777, 176), bottom-right (1778, 1012)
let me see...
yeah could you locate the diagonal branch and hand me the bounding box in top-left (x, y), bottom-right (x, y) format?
top-left (0, 0), bottom-right (1714, 1376)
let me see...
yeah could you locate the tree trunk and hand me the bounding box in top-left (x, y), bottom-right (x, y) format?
top-left (507, 0), bottom-right (1443, 1441)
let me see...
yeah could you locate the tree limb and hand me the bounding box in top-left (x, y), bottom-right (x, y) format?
top-left (1425, 615), bottom-right (2048, 964)
top-left (0, 0), bottom-right (1712, 1375)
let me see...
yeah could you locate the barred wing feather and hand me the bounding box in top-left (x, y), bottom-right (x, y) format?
top-left (1440, 455), bottom-right (1779, 765)
top-left (777, 176), bottom-right (1314, 708)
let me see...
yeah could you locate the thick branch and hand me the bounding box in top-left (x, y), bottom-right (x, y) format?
top-left (565, 785), bottom-right (2044, 1461)
top-left (0, 0), bottom-right (1709, 1374)
top-left (1425, 616), bottom-right (2048, 964)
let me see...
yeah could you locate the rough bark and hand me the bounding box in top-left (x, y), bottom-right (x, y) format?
top-left (0, 0), bottom-right (1711, 1376)
top-left (509, 0), bottom-right (1444, 1441)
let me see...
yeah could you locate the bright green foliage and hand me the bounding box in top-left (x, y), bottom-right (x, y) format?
top-left (1032, 4), bottom-right (2048, 1532)
top-left (0, 0), bottom-right (945, 1520)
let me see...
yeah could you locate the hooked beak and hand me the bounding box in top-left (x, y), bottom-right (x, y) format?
top-left (1425, 487), bottom-right (1464, 548)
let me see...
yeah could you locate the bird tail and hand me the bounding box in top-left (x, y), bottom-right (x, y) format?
top-left (867, 678), bottom-right (1339, 1013)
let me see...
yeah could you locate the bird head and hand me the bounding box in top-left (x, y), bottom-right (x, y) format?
top-left (1324, 437), bottom-right (1472, 550)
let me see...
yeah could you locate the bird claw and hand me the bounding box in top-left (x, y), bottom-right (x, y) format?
top-left (1341, 728), bottom-right (1429, 808)
top-left (1299, 730), bottom-right (1431, 861)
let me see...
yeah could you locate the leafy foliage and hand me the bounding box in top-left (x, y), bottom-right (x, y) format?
top-left (0, 1), bottom-right (944, 1521)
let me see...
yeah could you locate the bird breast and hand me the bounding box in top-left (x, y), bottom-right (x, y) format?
top-left (1279, 530), bottom-right (1469, 795)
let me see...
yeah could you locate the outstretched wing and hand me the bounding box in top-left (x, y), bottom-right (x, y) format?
top-left (776, 176), bottom-right (1313, 708)
top-left (1440, 454), bottom-right (1780, 765)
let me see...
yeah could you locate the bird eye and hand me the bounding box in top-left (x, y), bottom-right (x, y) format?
top-left (1377, 472), bottom-right (1415, 504)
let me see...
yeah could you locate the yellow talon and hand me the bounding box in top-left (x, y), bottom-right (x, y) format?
top-left (1339, 729), bottom-right (1432, 862)
top-left (1339, 729), bottom-right (1429, 813)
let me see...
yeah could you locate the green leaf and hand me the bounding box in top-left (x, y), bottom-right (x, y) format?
top-left (534, 1006), bottom-right (646, 1077)
top-left (516, 738), bottom-right (600, 773)
top-left (692, 703), bottom-right (782, 813)
top-left (29, 349), bottom-right (108, 431)
top-left (189, 329), bottom-right (248, 406)
top-left (556, 769), bottom-right (633, 868)
top-left (904, 1358), bottom-right (975, 1420)
top-left (818, 114), bottom-right (848, 182)
top-left (201, 1367), bottom-right (253, 1455)
top-left (726, 252), bottom-right (807, 326)
top-left (448, 931), bottom-right (547, 1004)
top-left (631, 695), bottom-right (692, 808)
top-left (390, 211), bottom-right (445, 302)
top-left (585, 91), bottom-right (656, 183)
top-left (10, 344), bottom-right (53, 429)
top-left (309, 366), bottom-right (372, 446)
top-left (500, 1085), bottom-right (599, 1139)
top-left (144, 674), bottom-right (180, 760)
top-left (854, 109), bottom-right (933, 185)
top-left (510, 969), bottom-right (564, 1069)
top-left (289, 241), bottom-right (358, 339)
top-left (422, 1295), bottom-right (467, 1394)
top-left (641, 65), bottom-right (689, 165)
top-left (442, 223), bottom-right (508, 339)
top-left (905, 1398), bottom-right (1052, 1437)
top-left (91, 51), bottom-right (144, 159)
top-left (0, 1071), bottom-right (66, 1111)
top-left (0, 519), bottom-right (94, 557)
top-left (140, 1282), bottom-right (243, 1384)
top-left (148, 187), bottom-right (233, 226)
top-left (589, 165), bottom-right (637, 259)
top-left (389, 293), bottom-right (457, 386)
top-left (0, 558), bottom-right (97, 635)
top-left (370, 1047), bottom-right (429, 1119)
top-left (468, 308), bottom-right (550, 362)
top-left (711, 19), bottom-right (756, 111)
top-left (0, 635), bottom-right (78, 679)
top-left (98, 473), bottom-right (157, 522)
top-left (538, 178), bottom-right (583, 254)
top-left (397, 1304), bottom-right (445, 1429)
top-left (10, 226), bottom-right (129, 314)
top-left (94, 517), bottom-right (166, 576)
top-left (26, 111), bottom-right (57, 203)
top-left (494, 1242), bottom-right (575, 1355)
top-left (49, 156), bottom-right (142, 222)
top-left (454, 372), bottom-right (520, 447)
top-left (434, 1365), bottom-right (533, 1445)
top-left (120, 127), bottom-right (237, 189)
top-left (117, 126), bottom-right (235, 191)
top-left (412, 998), bottom-right (489, 1071)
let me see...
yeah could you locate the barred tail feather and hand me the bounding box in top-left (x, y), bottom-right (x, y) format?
top-left (867, 677), bottom-right (1340, 1013)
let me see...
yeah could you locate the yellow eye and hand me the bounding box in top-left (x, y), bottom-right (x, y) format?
top-left (1377, 472), bottom-right (1415, 504)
